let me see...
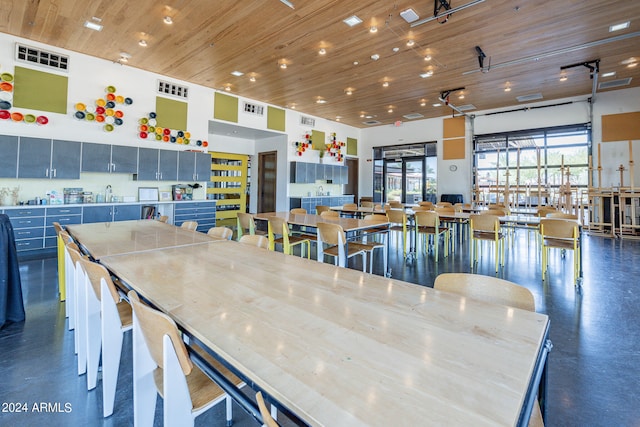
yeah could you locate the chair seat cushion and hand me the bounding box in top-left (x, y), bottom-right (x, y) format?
top-left (323, 244), bottom-right (367, 257)
top-left (288, 235), bottom-right (311, 245)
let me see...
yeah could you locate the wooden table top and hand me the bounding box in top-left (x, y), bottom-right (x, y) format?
top-left (100, 240), bottom-right (549, 427)
top-left (66, 220), bottom-right (223, 259)
top-left (253, 212), bottom-right (389, 233)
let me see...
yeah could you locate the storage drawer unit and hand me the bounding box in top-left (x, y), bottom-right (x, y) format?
top-left (45, 207), bottom-right (82, 248)
top-left (5, 207), bottom-right (46, 252)
top-left (173, 201), bottom-right (216, 233)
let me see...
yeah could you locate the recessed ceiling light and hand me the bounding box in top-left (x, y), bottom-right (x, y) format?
top-left (407, 39), bottom-right (415, 47)
top-left (609, 21), bottom-right (630, 32)
top-left (392, 47), bottom-right (400, 53)
top-left (388, 108), bottom-right (393, 113)
top-left (366, 115), bottom-right (373, 119)
top-left (371, 54), bottom-right (380, 61)
top-left (432, 103), bottom-right (441, 107)
top-left (504, 87), bottom-right (511, 92)
top-left (621, 57), bottom-right (637, 65)
top-left (279, 60), bottom-right (288, 69)
top-left (345, 88), bottom-right (353, 95)
top-left (319, 48), bottom-right (326, 55)
top-left (424, 55), bottom-right (432, 61)
top-left (353, 61), bottom-right (359, 65)
top-left (360, 114), bottom-right (365, 118)
top-left (231, 71), bottom-right (244, 76)
top-left (224, 85), bottom-right (231, 91)
top-left (343, 15), bottom-right (362, 27)
top-left (163, 16), bottom-right (173, 25)
top-left (138, 39), bottom-right (147, 47)
top-left (628, 62), bottom-right (638, 68)
top-left (119, 52), bottom-right (131, 63)
top-left (84, 21), bottom-right (103, 31)
top-left (370, 26), bottom-right (378, 33)
top-left (560, 75), bottom-right (568, 82)
top-left (458, 94), bottom-right (465, 99)
top-left (420, 101), bottom-right (426, 107)
top-left (382, 81), bottom-right (389, 87)
top-left (249, 76), bottom-right (256, 82)
top-left (419, 71), bottom-right (433, 78)
top-left (601, 71), bottom-right (616, 78)
top-left (316, 99), bottom-right (327, 104)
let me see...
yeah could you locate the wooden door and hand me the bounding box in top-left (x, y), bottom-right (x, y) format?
top-left (258, 151), bottom-right (277, 213)
top-left (345, 157), bottom-right (359, 202)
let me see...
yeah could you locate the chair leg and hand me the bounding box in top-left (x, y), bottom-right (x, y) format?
top-left (132, 314), bottom-right (158, 427)
top-left (225, 395), bottom-right (233, 427)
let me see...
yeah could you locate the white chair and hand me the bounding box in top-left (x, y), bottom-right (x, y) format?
top-left (81, 258), bottom-right (132, 417)
top-left (66, 244), bottom-right (87, 375)
top-left (59, 231), bottom-right (76, 324)
top-left (129, 290), bottom-right (243, 427)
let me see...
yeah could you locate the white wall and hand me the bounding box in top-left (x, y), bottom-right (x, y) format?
top-left (358, 88), bottom-right (640, 201)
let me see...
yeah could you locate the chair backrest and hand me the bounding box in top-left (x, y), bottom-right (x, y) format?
top-left (546, 212), bottom-right (578, 219)
top-left (59, 229), bottom-right (74, 245)
top-left (418, 201), bottom-right (434, 208)
top-left (66, 243), bottom-right (84, 267)
top-left (374, 204), bottom-right (383, 211)
top-left (320, 210), bottom-right (339, 218)
top-left (268, 216), bottom-right (290, 240)
top-left (52, 221), bottom-right (63, 235)
top-left (388, 200), bottom-right (402, 207)
top-left (157, 215), bottom-right (169, 223)
top-left (239, 234), bottom-right (269, 249)
top-left (128, 290), bottom-right (193, 375)
top-left (315, 205), bottom-right (330, 214)
top-left (436, 201), bottom-right (452, 207)
top-left (342, 203), bottom-right (358, 210)
top-left (290, 208), bottom-right (307, 214)
top-left (537, 207), bottom-right (558, 217)
top-left (434, 206), bottom-right (455, 215)
top-left (540, 218), bottom-right (579, 239)
top-left (360, 201), bottom-right (374, 208)
top-left (80, 257), bottom-right (121, 304)
top-left (434, 273), bottom-right (535, 311)
top-left (207, 226), bottom-right (233, 240)
top-left (488, 203), bottom-right (505, 209)
top-left (470, 214), bottom-right (500, 232)
top-left (415, 211), bottom-right (439, 228)
top-left (483, 208), bottom-right (508, 216)
top-left (411, 206), bottom-right (429, 212)
top-left (256, 392), bottom-right (279, 427)
top-left (386, 209), bottom-right (406, 225)
top-left (316, 222), bottom-right (346, 246)
top-left (180, 221), bottom-right (198, 231)
top-left (363, 214), bottom-right (388, 222)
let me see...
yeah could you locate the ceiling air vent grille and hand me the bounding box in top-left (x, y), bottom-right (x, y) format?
top-left (243, 102), bottom-right (264, 116)
top-left (157, 80), bottom-right (189, 99)
top-left (457, 104), bottom-right (476, 111)
top-left (516, 93), bottom-right (543, 102)
top-left (363, 120), bottom-right (382, 126)
top-left (300, 115), bottom-right (315, 127)
top-left (598, 78), bottom-right (632, 90)
top-left (15, 43), bottom-right (69, 71)
top-left (403, 113), bottom-right (424, 120)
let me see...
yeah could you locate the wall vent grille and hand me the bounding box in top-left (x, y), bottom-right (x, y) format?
top-left (157, 80), bottom-right (189, 99)
top-left (598, 78), bottom-right (632, 90)
top-left (243, 102), bottom-right (264, 116)
top-left (300, 115), bottom-right (315, 127)
top-left (15, 43), bottom-right (69, 71)
top-left (516, 93), bottom-right (543, 102)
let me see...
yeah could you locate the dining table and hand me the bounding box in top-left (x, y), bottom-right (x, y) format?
top-left (95, 238), bottom-right (551, 427)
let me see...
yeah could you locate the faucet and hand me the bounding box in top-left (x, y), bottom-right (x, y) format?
top-left (105, 185), bottom-right (112, 203)
top-left (317, 185), bottom-right (324, 196)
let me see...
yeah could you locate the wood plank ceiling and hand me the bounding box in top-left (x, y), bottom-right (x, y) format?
top-left (2, 0), bottom-right (640, 128)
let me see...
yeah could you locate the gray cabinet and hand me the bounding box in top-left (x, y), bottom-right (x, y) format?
top-left (18, 138), bottom-right (81, 179)
top-left (82, 205), bottom-right (113, 223)
top-left (159, 150), bottom-right (178, 181)
top-left (290, 161), bottom-right (348, 184)
top-left (0, 135), bottom-right (18, 178)
top-left (178, 151), bottom-right (210, 181)
top-left (113, 204), bottom-right (141, 221)
top-left (82, 143), bottom-right (138, 174)
top-left (174, 201), bottom-right (216, 232)
top-left (5, 207), bottom-right (45, 252)
top-left (136, 148), bottom-right (159, 180)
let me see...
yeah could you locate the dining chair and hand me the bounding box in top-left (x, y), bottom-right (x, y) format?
top-left (469, 214), bottom-right (505, 273)
top-left (316, 222), bottom-right (367, 271)
top-left (239, 234), bottom-right (269, 249)
top-left (388, 200), bottom-right (402, 208)
top-left (207, 226), bottom-right (233, 240)
top-left (60, 231), bottom-right (78, 325)
top-left (418, 201), bottom-right (434, 209)
top-left (315, 205), bottom-right (330, 215)
top-left (546, 212), bottom-right (579, 220)
top-left (157, 215), bottom-right (169, 223)
top-left (237, 212), bottom-right (266, 240)
top-left (386, 209), bottom-right (409, 258)
top-left (180, 221), bottom-right (198, 231)
top-left (66, 244), bottom-right (88, 375)
top-left (436, 201), bottom-right (453, 208)
top-left (319, 210), bottom-right (339, 218)
top-left (290, 208), bottom-right (307, 214)
top-left (80, 257), bottom-right (132, 417)
top-left (342, 203), bottom-right (358, 210)
top-left (414, 211), bottom-right (449, 260)
top-left (128, 290), bottom-right (242, 427)
top-left (53, 222), bottom-right (66, 302)
top-left (539, 218), bottom-right (581, 285)
top-left (433, 273), bottom-right (544, 427)
top-left (256, 391), bottom-right (279, 427)
top-left (360, 201), bottom-right (374, 208)
top-left (267, 216), bottom-right (311, 258)
top-left (357, 215), bottom-right (388, 274)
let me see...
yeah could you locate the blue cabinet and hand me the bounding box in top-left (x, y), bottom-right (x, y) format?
top-left (5, 207), bottom-right (46, 252)
top-left (0, 135), bottom-right (18, 178)
top-left (113, 204), bottom-right (141, 221)
top-left (82, 143), bottom-right (138, 174)
top-left (174, 201), bottom-right (216, 232)
top-left (82, 206), bottom-right (113, 223)
top-left (45, 207), bottom-right (82, 248)
top-left (18, 138), bottom-right (81, 179)
top-left (137, 148), bottom-right (178, 181)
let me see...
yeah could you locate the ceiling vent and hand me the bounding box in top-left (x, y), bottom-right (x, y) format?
top-left (363, 120), bottom-right (382, 126)
top-left (516, 93), bottom-right (543, 102)
top-left (300, 115), bottom-right (315, 127)
top-left (457, 104), bottom-right (476, 111)
top-left (15, 43), bottom-right (69, 71)
top-left (598, 77), bottom-right (632, 90)
top-left (157, 80), bottom-right (189, 99)
top-left (243, 102), bottom-right (264, 116)
top-left (403, 113), bottom-right (424, 120)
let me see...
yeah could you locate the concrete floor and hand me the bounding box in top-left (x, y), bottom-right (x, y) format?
top-left (1, 230), bottom-right (639, 426)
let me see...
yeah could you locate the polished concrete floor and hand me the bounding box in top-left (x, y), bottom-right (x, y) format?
top-left (1, 230), bottom-right (640, 426)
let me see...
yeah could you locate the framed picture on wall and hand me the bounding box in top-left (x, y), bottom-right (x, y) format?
top-left (159, 191), bottom-right (172, 202)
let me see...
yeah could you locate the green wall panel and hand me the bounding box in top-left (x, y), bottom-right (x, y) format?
top-left (267, 106), bottom-right (285, 132)
top-left (214, 92), bottom-right (239, 122)
top-left (347, 137), bottom-right (358, 156)
top-left (312, 130), bottom-right (325, 151)
top-left (156, 96), bottom-right (188, 130)
top-left (13, 66), bottom-right (68, 114)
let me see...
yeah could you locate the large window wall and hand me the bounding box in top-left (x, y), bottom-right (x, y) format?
top-left (474, 124), bottom-right (590, 206)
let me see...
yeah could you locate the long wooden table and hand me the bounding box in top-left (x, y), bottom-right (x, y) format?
top-left (92, 237), bottom-right (551, 427)
top-left (66, 219), bottom-right (223, 259)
